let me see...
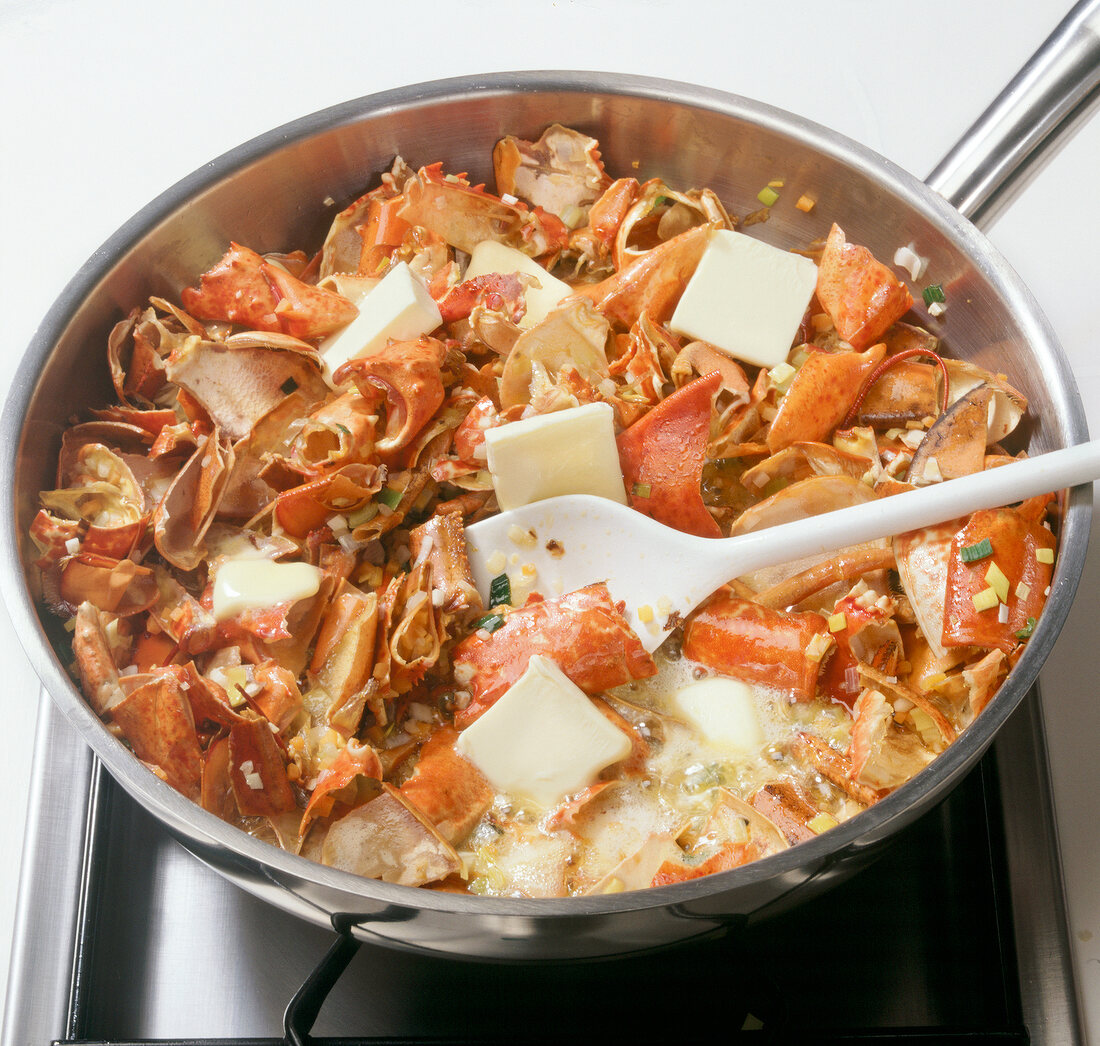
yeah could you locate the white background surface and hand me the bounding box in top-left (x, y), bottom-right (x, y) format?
top-left (1, 0), bottom-right (1098, 1039)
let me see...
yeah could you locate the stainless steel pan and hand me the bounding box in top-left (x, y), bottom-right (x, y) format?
top-left (2, 4), bottom-right (1098, 961)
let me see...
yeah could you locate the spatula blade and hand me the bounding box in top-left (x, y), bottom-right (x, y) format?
top-left (464, 495), bottom-right (712, 652)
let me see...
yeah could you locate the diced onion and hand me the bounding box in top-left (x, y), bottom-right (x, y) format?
top-left (893, 244), bottom-right (927, 281)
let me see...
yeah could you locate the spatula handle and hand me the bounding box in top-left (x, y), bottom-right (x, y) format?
top-left (723, 439), bottom-right (1100, 580)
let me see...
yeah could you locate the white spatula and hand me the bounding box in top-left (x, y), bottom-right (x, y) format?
top-left (464, 440), bottom-right (1100, 651)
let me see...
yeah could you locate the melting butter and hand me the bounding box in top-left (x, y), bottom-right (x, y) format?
top-left (212, 559), bottom-right (323, 621)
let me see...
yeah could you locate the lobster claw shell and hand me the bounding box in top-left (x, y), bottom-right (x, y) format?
top-left (309, 582), bottom-right (380, 736)
top-left (500, 300), bottom-right (610, 409)
top-left (766, 345), bottom-right (886, 454)
top-left (399, 725), bottom-right (495, 845)
top-left (273, 463), bottom-right (384, 539)
top-left (152, 432), bottom-right (233, 571)
top-left (617, 370), bottom-right (722, 539)
top-left (451, 582), bottom-right (657, 727)
top-left (682, 593), bottom-right (831, 703)
top-left (165, 336), bottom-right (328, 443)
top-left (107, 307), bottom-right (185, 407)
top-left (72, 602), bottom-right (126, 715)
top-left (815, 224), bottom-right (913, 350)
top-left (943, 359), bottom-right (1027, 443)
top-left (181, 242), bottom-right (358, 340)
top-left (573, 222), bottom-right (713, 330)
top-left (493, 123), bottom-right (611, 221)
top-left (228, 715), bottom-right (297, 817)
top-left (300, 738), bottom-right (383, 837)
top-left (59, 552), bottom-right (157, 617)
top-left (613, 182), bottom-right (732, 272)
top-left (333, 337), bottom-right (447, 467)
top-left (321, 783), bottom-right (461, 887)
top-left (111, 668), bottom-right (203, 800)
top-left (293, 391), bottom-right (378, 473)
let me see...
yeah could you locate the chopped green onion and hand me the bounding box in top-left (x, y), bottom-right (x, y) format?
top-left (922, 283), bottom-right (946, 306)
top-left (488, 572), bottom-right (512, 608)
top-left (654, 195), bottom-right (672, 207)
top-left (960, 537), bottom-right (993, 563)
top-left (474, 612), bottom-right (505, 634)
top-left (757, 186), bottom-right (779, 207)
top-left (631, 482), bottom-right (652, 498)
top-left (1015, 616), bottom-right (1037, 640)
top-left (377, 486), bottom-right (403, 510)
top-left (346, 502), bottom-right (378, 528)
top-left (335, 423), bottom-right (351, 436)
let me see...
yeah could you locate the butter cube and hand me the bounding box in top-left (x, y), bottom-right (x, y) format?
top-left (319, 261), bottom-right (442, 380)
top-left (483, 402), bottom-right (627, 510)
top-left (455, 655), bottom-right (632, 808)
top-left (669, 229), bottom-right (818, 369)
top-left (672, 676), bottom-right (764, 754)
top-left (212, 559), bottom-right (323, 621)
top-left (462, 240), bottom-right (572, 329)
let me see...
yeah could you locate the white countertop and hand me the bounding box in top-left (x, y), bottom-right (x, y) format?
top-left (2, 0), bottom-right (1098, 1039)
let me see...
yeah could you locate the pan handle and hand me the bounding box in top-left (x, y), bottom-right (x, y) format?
top-left (926, 0), bottom-right (1100, 229)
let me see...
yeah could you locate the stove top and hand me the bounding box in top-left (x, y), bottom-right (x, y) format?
top-left (3, 688), bottom-right (1083, 1044)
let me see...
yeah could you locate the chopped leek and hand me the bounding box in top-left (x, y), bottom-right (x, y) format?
top-left (972, 587), bottom-right (999, 613)
top-left (631, 482), bottom-right (652, 498)
top-left (922, 283), bottom-right (946, 305)
top-left (808, 812), bottom-right (838, 834)
top-left (488, 572), bottom-right (512, 609)
top-left (756, 186), bottom-right (779, 207)
top-left (1036, 547), bottom-right (1055, 564)
top-left (377, 486), bottom-right (403, 510)
top-left (1015, 616), bottom-right (1037, 640)
top-left (984, 562), bottom-right (1009, 604)
top-left (960, 537), bottom-right (993, 563)
top-left (346, 502), bottom-right (378, 528)
top-left (474, 612), bottom-right (505, 634)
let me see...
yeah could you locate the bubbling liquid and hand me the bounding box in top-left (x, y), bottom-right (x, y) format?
top-left (460, 647), bottom-right (855, 897)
